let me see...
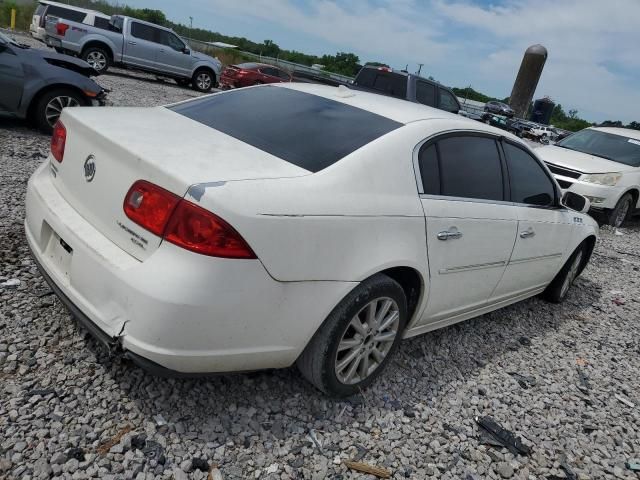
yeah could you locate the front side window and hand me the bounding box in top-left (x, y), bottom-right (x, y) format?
top-left (438, 88), bottom-right (459, 113)
top-left (434, 136), bottom-right (504, 201)
top-left (504, 143), bottom-right (555, 206)
top-left (158, 30), bottom-right (185, 51)
top-left (416, 81), bottom-right (435, 107)
top-left (130, 22), bottom-right (156, 42)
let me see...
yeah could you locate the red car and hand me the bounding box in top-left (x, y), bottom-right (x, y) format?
top-left (219, 63), bottom-right (292, 89)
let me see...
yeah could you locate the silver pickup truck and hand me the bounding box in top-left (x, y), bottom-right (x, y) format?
top-left (45, 15), bottom-right (222, 92)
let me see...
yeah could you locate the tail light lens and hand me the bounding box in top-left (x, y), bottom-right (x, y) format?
top-left (123, 180), bottom-right (256, 259)
top-left (50, 121), bottom-right (66, 162)
top-left (56, 22), bottom-right (69, 36)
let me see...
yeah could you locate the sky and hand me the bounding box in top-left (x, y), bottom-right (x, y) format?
top-left (122, 0), bottom-right (640, 123)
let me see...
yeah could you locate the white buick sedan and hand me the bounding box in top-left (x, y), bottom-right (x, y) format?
top-left (26, 84), bottom-right (598, 397)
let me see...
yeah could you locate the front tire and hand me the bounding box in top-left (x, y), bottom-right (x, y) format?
top-left (192, 69), bottom-right (215, 92)
top-left (542, 244), bottom-right (586, 303)
top-left (33, 88), bottom-right (85, 134)
top-left (82, 46), bottom-right (110, 73)
top-left (607, 193), bottom-right (633, 227)
top-left (297, 274), bottom-right (407, 397)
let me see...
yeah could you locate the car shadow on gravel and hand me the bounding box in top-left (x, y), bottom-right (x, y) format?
top-left (76, 272), bottom-right (602, 445)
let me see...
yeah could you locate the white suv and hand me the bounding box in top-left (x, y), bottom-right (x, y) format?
top-left (30, 1), bottom-right (110, 42)
top-left (537, 127), bottom-right (640, 226)
top-left (530, 125), bottom-right (557, 141)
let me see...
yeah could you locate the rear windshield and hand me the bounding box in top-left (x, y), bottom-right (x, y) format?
top-left (354, 69), bottom-right (407, 99)
top-left (169, 87), bottom-right (402, 172)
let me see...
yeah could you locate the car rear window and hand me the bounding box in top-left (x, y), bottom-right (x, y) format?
top-left (46, 5), bottom-right (86, 22)
top-left (169, 87), bottom-right (402, 172)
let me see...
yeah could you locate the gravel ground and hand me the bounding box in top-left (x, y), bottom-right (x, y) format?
top-left (2, 34), bottom-right (640, 480)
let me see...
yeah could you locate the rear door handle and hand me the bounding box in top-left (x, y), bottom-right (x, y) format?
top-left (128, 41), bottom-right (137, 45)
top-left (437, 228), bottom-right (463, 241)
top-left (520, 227), bottom-right (535, 238)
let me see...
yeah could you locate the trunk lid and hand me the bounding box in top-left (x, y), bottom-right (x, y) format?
top-left (50, 106), bottom-right (309, 261)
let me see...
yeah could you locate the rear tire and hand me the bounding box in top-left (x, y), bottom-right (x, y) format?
top-left (542, 244), bottom-right (586, 303)
top-left (297, 274), bottom-right (407, 398)
top-left (606, 193), bottom-right (633, 228)
top-left (82, 46), bottom-right (110, 73)
top-left (191, 69), bottom-right (215, 92)
top-left (33, 88), bottom-right (86, 134)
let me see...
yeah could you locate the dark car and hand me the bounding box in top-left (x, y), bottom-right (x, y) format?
top-left (507, 119), bottom-right (534, 138)
top-left (484, 100), bottom-right (515, 118)
top-left (0, 31), bottom-right (106, 133)
top-left (351, 66), bottom-right (461, 114)
top-left (219, 63), bottom-right (292, 89)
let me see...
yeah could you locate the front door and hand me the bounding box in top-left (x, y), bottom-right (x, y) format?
top-left (415, 134), bottom-right (518, 323)
top-left (156, 30), bottom-right (192, 77)
top-left (492, 141), bottom-right (574, 300)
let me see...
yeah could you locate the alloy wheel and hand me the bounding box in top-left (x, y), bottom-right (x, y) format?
top-left (334, 297), bottom-right (400, 385)
top-left (45, 96), bottom-right (80, 127)
top-left (196, 73), bottom-right (212, 90)
top-left (560, 250), bottom-right (583, 298)
top-left (86, 51), bottom-right (107, 71)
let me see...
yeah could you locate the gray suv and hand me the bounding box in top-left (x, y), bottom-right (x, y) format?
top-left (45, 15), bottom-right (222, 91)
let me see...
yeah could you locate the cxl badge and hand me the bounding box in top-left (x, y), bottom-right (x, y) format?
top-left (84, 154), bottom-right (96, 182)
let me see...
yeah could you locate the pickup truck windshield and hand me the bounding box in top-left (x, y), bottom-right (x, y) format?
top-left (557, 129), bottom-right (640, 167)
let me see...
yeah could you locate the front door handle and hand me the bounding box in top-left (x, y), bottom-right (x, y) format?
top-left (520, 227), bottom-right (536, 238)
top-left (437, 228), bottom-right (463, 241)
top-left (128, 41), bottom-right (137, 45)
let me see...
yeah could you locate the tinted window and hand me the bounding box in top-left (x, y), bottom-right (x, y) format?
top-left (275, 68), bottom-right (290, 80)
top-left (419, 144), bottom-right (440, 194)
top-left (416, 81), bottom-right (435, 107)
top-left (94, 17), bottom-right (110, 29)
top-left (158, 30), bottom-right (185, 51)
top-left (170, 87), bottom-right (402, 173)
top-left (438, 88), bottom-right (459, 113)
top-left (46, 5), bottom-right (86, 22)
top-left (504, 143), bottom-right (555, 206)
top-left (437, 136), bottom-right (503, 201)
top-left (557, 129), bottom-right (640, 167)
top-left (260, 67), bottom-right (280, 77)
top-left (355, 69), bottom-right (407, 99)
top-left (130, 22), bottom-right (157, 42)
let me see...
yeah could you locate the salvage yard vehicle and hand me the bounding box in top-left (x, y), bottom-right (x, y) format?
top-left (484, 100), bottom-right (515, 118)
top-left (219, 63), bottom-right (292, 89)
top-left (44, 14), bottom-right (222, 91)
top-left (25, 84), bottom-right (598, 397)
top-left (0, 31), bottom-right (107, 133)
top-left (538, 127), bottom-right (640, 227)
top-left (352, 65), bottom-right (461, 114)
top-left (30, 0), bottom-right (110, 44)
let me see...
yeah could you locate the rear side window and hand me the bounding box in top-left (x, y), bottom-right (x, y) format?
top-left (131, 22), bottom-right (156, 42)
top-left (46, 5), bottom-right (86, 22)
top-left (504, 143), bottom-right (555, 206)
top-left (94, 17), bottom-right (110, 30)
top-left (355, 69), bottom-right (407, 99)
top-left (438, 88), bottom-right (460, 113)
top-left (416, 81), bottom-right (435, 107)
top-left (169, 87), bottom-right (402, 173)
top-left (435, 136), bottom-right (504, 201)
top-left (418, 144), bottom-right (440, 194)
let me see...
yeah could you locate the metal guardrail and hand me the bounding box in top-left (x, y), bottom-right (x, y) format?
top-left (182, 37), bottom-right (355, 84)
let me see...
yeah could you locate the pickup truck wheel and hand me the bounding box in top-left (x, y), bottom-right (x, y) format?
top-left (296, 274), bottom-right (407, 397)
top-left (192, 69), bottom-right (214, 92)
top-left (33, 88), bottom-right (86, 134)
top-left (82, 47), bottom-right (110, 73)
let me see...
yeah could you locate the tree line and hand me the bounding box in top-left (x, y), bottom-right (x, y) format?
top-left (1, 0), bottom-right (637, 131)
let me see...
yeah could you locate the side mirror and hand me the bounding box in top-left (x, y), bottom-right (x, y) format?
top-left (562, 191), bottom-right (590, 213)
top-left (182, 47), bottom-right (190, 54)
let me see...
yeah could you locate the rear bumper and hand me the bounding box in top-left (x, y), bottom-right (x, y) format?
top-left (26, 161), bottom-right (353, 374)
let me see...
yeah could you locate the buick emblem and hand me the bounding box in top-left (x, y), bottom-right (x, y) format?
top-left (84, 155), bottom-right (96, 182)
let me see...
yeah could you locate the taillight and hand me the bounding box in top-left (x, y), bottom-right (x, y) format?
top-left (123, 181), bottom-right (180, 236)
top-left (50, 121), bottom-right (66, 162)
top-left (56, 22), bottom-right (69, 36)
top-left (123, 181), bottom-right (256, 259)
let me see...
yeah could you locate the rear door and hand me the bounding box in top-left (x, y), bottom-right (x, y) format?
top-left (156, 30), bottom-right (191, 76)
top-left (124, 21), bottom-right (160, 69)
top-left (492, 141), bottom-right (574, 299)
top-left (416, 134), bottom-right (518, 323)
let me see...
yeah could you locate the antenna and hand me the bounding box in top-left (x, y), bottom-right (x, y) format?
top-left (417, 63), bottom-right (423, 75)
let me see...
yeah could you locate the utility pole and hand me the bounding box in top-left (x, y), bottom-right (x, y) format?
top-left (189, 16), bottom-right (193, 40)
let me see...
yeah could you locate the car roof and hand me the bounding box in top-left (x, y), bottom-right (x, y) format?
top-left (590, 127), bottom-right (640, 140)
top-left (277, 83), bottom-right (518, 138)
